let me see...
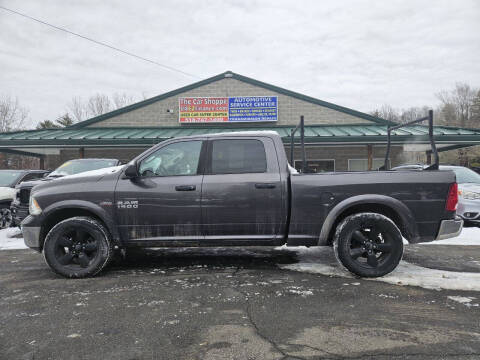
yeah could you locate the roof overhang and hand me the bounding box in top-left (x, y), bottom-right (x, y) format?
top-left (1, 125), bottom-right (480, 153)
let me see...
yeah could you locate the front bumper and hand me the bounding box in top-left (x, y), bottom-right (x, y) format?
top-left (21, 215), bottom-right (43, 252)
top-left (11, 201), bottom-right (29, 226)
top-left (436, 217), bottom-right (463, 240)
top-left (22, 226), bottom-right (41, 251)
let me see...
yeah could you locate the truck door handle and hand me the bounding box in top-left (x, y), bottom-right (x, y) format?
top-left (255, 183), bottom-right (276, 189)
top-left (175, 185), bottom-right (196, 191)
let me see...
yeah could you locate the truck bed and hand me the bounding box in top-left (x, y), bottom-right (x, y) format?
top-left (288, 170), bottom-right (456, 245)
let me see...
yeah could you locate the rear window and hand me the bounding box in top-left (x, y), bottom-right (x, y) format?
top-left (211, 139), bottom-right (267, 174)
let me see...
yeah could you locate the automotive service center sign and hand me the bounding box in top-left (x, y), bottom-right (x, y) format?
top-left (179, 96), bottom-right (278, 123)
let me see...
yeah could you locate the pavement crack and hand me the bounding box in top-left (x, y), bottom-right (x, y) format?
top-left (288, 343), bottom-right (343, 359)
top-left (235, 287), bottom-right (306, 360)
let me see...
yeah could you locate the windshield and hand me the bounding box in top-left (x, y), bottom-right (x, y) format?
top-left (443, 167), bottom-right (480, 184)
top-left (49, 159), bottom-right (118, 177)
top-left (0, 170), bottom-right (24, 187)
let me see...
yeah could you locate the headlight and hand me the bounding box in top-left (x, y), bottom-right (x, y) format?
top-left (458, 190), bottom-right (480, 200)
top-left (29, 196), bottom-right (42, 215)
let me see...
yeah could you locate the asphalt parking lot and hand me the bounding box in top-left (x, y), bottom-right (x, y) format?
top-left (1, 245), bottom-right (480, 360)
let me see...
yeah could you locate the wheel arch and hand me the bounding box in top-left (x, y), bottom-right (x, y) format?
top-left (319, 194), bottom-right (418, 245)
top-left (39, 201), bottom-right (119, 251)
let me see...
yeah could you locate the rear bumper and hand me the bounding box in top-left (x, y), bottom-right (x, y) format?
top-left (435, 217), bottom-right (463, 240)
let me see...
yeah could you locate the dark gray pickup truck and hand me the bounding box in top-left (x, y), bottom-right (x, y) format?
top-left (22, 131), bottom-right (462, 278)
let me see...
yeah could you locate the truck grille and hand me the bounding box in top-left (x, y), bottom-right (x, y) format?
top-left (19, 189), bottom-right (31, 205)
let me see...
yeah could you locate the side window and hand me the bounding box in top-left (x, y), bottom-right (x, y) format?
top-left (211, 139), bottom-right (267, 174)
top-left (139, 140), bottom-right (203, 177)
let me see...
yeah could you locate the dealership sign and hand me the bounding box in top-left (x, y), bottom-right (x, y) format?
top-left (179, 96), bottom-right (278, 123)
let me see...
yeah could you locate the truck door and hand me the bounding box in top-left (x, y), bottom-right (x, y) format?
top-left (201, 137), bottom-right (284, 242)
top-left (115, 139), bottom-right (205, 243)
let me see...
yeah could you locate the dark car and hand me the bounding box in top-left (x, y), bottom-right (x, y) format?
top-left (11, 158), bottom-right (120, 226)
top-left (22, 132), bottom-right (462, 279)
top-left (0, 169), bottom-right (49, 228)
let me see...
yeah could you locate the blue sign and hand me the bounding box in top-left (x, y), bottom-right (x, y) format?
top-left (228, 96), bottom-right (278, 122)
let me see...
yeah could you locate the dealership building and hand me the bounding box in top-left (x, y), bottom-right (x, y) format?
top-left (2, 71), bottom-right (480, 171)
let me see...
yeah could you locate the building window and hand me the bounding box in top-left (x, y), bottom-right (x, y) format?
top-left (294, 159), bottom-right (335, 173)
top-left (348, 158), bottom-right (390, 171)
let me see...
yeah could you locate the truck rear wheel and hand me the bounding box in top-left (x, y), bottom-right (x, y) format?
top-left (333, 212), bottom-right (403, 278)
top-left (43, 216), bottom-right (113, 278)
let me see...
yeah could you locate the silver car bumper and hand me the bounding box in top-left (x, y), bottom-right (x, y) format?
top-left (436, 218), bottom-right (463, 240)
top-left (457, 198), bottom-right (480, 222)
top-left (22, 226), bottom-right (41, 251)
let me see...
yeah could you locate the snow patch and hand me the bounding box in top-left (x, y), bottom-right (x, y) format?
top-left (0, 228), bottom-right (26, 250)
top-left (448, 296), bottom-right (479, 307)
top-left (422, 227), bottom-right (480, 245)
top-left (61, 165), bottom-right (123, 180)
top-left (279, 247), bottom-right (480, 291)
top-left (447, 296), bottom-right (475, 304)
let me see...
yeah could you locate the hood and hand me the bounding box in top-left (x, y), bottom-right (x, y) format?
top-left (33, 165), bottom-right (124, 192)
top-left (0, 186), bottom-right (16, 201)
top-left (16, 177), bottom-right (54, 190)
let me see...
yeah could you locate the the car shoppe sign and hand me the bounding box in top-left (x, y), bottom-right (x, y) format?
top-left (179, 96), bottom-right (278, 123)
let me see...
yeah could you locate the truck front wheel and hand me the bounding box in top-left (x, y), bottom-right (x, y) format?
top-left (333, 212), bottom-right (403, 278)
top-left (43, 216), bottom-right (113, 278)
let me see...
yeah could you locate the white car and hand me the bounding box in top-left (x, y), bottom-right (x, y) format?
top-left (0, 170), bottom-right (49, 228)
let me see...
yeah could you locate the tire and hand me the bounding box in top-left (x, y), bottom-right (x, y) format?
top-left (43, 216), bottom-right (113, 278)
top-left (333, 212), bottom-right (403, 278)
top-left (0, 208), bottom-right (13, 229)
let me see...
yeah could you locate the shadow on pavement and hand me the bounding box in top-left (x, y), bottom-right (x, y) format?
top-left (109, 246), bottom-right (297, 271)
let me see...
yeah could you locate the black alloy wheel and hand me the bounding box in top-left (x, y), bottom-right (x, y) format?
top-left (333, 212), bottom-right (403, 277)
top-left (54, 228), bottom-right (99, 269)
top-left (43, 217), bottom-right (113, 278)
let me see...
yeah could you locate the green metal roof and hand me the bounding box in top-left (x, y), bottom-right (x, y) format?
top-left (68, 71), bottom-right (394, 129)
top-left (2, 124), bottom-right (480, 148)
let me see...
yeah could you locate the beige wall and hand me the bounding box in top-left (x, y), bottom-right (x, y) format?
top-left (89, 77), bottom-right (368, 128)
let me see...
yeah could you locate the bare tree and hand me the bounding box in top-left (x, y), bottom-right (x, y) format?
top-left (68, 97), bottom-right (88, 123)
top-left (436, 83), bottom-right (478, 127)
top-left (68, 93), bottom-right (139, 122)
top-left (471, 90), bottom-right (480, 126)
top-left (0, 95), bottom-right (28, 132)
top-left (370, 104), bottom-right (399, 123)
top-left (112, 92), bottom-right (137, 108)
top-left (87, 93), bottom-right (112, 117)
top-left (399, 106), bottom-right (430, 123)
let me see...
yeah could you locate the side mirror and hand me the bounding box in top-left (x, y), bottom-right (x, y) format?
top-left (124, 163), bottom-right (138, 178)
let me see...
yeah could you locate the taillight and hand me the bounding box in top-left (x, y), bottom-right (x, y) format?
top-left (446, 183), bottom-right (458, 211)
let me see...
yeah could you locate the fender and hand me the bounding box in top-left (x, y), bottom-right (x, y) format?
top-left (42, 200), bottom-right (120, 245)
top-left (318, 194), bottom-right (419, 245)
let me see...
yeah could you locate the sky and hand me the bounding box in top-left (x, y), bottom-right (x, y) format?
top-left (1, 0), bottom-right (479, 128)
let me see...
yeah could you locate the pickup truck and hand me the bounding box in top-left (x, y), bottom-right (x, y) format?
top-left (21, 131), bottom-right (463, 279)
